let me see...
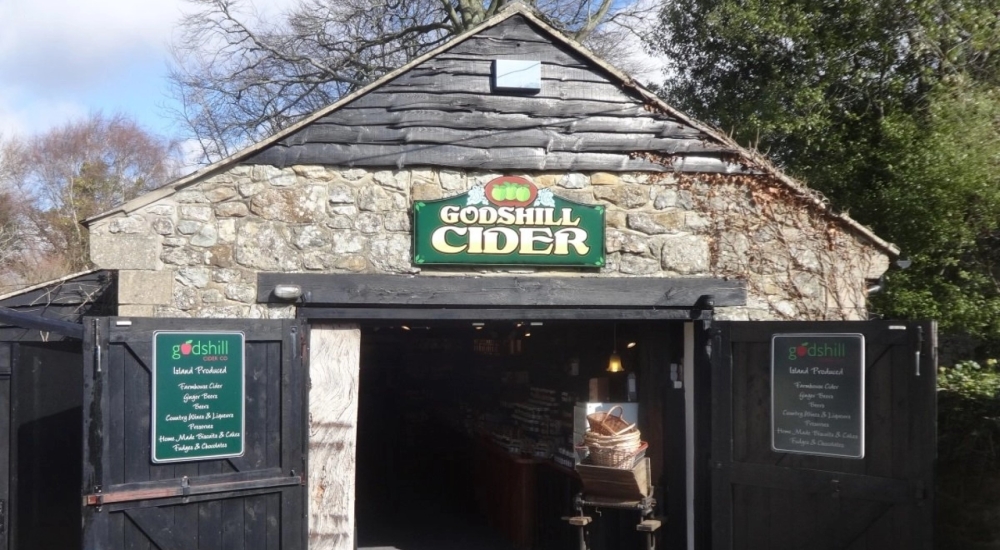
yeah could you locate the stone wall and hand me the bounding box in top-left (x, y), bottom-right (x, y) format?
top-left (88, 165), bottom-right (889, 320)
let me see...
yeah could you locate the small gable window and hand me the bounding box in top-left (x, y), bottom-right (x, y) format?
top-left (492, 59), bottom-right (541, 92)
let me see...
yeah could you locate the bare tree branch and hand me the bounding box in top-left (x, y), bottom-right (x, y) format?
top-left (3, 114), bottom-right (179, 281)
top-left (168, 0), bottom-right (657, 164)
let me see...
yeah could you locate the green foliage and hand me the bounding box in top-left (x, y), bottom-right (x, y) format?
top-left (937, 360), bottom-right (1000, 547)
top-left (651, 0), bottom-right (1000, 339)
top-left (655, 0), bottom-right (918, 163)
top-left (869, 86), bottom-right (1000, 336)
top-left (939, 358), bottom-right (1000, 472)
top-left (939, 359), bottom-right (1000, 400)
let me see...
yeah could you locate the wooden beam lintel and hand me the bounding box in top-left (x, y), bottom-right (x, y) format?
top-left (258, 273), bottom-right (745, 310)
top-left (300, 307), bottom-right (710, 321)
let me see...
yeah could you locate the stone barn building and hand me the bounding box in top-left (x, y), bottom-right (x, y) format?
top-left (0, 5), bottom-right (936, 550)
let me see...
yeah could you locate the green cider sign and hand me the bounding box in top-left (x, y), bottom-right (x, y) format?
top-left (412, 176), bottom-right (606, 267)
top-left (152, 331), bottom-right (245, 463)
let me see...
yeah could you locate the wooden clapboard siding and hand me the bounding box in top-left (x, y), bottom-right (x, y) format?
top-left (307, 324), bottom-right (361, 550)
top-left (254, 144), bottom-right (706, 172)
top-left (244, 15), bottom-right (738, 172)
top-left (291, 110), bottom-right (698, 135)
top-left (287, 127), bottom-right (718, 154)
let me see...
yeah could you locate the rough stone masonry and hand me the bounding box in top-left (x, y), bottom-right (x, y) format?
top-left (88, 165), bottom-right (889, 320)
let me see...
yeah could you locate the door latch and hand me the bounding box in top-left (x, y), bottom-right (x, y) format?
top-left (915, 326), bottom-right (924, 377)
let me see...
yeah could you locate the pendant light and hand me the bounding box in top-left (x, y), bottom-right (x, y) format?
top-left (607, 323), bottom-right (623, 373)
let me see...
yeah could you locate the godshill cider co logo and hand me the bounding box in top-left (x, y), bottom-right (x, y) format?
top-left (788, 341), bottom-right (848, 361)
top-left (428, 176), bottom-right (589, 256)
top-left (171, 338), bottom-right (231, 360)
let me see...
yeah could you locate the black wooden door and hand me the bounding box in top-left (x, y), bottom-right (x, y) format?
top-left (710, 321), bottom-right (936, 550)
top-left (11, 342), bottom-right (83, 550)
top-left (81, 317), bottom-right (307, 550)
top-left (0, 343), bottom-right (10, 550)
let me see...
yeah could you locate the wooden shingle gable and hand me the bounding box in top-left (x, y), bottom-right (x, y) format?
top-left (244, 15), bottom-right (739, 172)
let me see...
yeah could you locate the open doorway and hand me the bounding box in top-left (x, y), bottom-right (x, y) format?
top-left (354, 320), bottom-right (685, 550)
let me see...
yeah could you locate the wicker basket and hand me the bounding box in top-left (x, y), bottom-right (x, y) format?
top-left (583, 429), bottom-right (641, 450)
top-left (586, 405), bottom-right (635, 436)
top-left (587, 441), bottom-right (648, 469)
top-left (583, 427), bottom-right (642, 471)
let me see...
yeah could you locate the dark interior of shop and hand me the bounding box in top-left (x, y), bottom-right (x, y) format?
top-left (355, 320), bottom-right (685, 550)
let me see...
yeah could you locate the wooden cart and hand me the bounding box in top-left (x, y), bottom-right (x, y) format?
top-left (564, 458), bottom-right (661, 550)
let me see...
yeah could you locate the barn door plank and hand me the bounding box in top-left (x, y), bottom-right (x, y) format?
top-left (199, 499), bottom-right (223, 549)
top-left (281, 321), bottom-right (307, 550)
top-left (123, 340), bottom-right (152, 488)
top-left (806, 499), bottom-right (890, 550)
top-left (244, 494), bottom-right (268, 550)
top-left (709, 324), bottom-right (732, 550)
top-left (83, 318), bottom-right (111, 550)
top-left (222, 496), bottom-right (245, 550)
top-left (123, 341), bottom-right (152, 373)
top-left (126, 506), bottom-right (186, 550)
top-left (890, 322), bottom-right (935, 550)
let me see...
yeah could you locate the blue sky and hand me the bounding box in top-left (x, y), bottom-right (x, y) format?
top-left (0, 0), bottom-right (295, 143)
top-left (1, 0), bottom-right (174, 137)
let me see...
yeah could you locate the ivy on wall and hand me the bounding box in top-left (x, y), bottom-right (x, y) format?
top-left (645, 165), bottom-right (887, 321)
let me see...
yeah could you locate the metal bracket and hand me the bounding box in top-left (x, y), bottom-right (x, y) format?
top-left (297, 323), bottom-right (309, 364)
top-left (915, 325), bottom-right (924, 377)
top-left (93, 319), bottom-right (102, 373)
top-left (690, 294), bottom-right (716, 325)
top-left (86, 485), bottom-right (104, 507)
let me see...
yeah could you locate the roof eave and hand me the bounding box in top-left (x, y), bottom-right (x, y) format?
top-left (0, 268), bottom-right (107, 302)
